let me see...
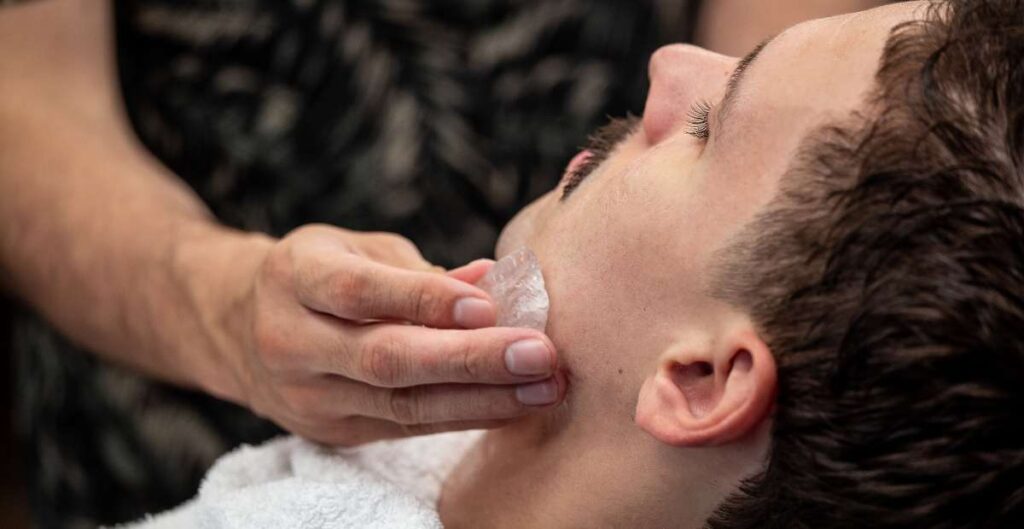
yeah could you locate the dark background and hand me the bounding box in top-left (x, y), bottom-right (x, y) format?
top-left (2, 298), bottom-right (31, 528)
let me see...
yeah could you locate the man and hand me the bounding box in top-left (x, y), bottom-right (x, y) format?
top-left (445, 1), bottom-right (1022, 527)
top-left (131, 0), bottom-right (1020, 527)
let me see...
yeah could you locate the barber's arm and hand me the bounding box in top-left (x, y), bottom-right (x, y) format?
top-left (696, 0), bottom-right (890, 56)
top-left (0, 0), bottom-right (559, 445)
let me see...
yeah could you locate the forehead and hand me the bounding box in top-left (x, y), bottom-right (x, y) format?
top-left (723, 2), bottom-right (921, 145)
top-left (705, 2), bottom-right (924, 233)
top-left (782, 7), bottom-right (912, 101)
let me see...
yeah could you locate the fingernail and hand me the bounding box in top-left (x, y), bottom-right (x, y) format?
top-left (516, 379), bottom-right (559, 406)
top-left (453, 297), bottom-right (495, 328)
top-left (505, 339), bottom-right (553, 376)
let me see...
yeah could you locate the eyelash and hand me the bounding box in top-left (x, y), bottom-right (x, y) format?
top-left (686, 100), bottom-right (712, 140)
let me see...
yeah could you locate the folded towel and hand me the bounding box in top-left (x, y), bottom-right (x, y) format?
top-left (118, 430), bottom-right (483, 529)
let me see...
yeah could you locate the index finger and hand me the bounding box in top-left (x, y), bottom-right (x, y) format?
top-left (294, 253), bottom-right (497, 329)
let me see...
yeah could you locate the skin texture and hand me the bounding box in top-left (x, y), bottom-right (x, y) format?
top-left (440, 3), bottom-right (924, 528)
top-left (0, 0), bottom-right (872, 447)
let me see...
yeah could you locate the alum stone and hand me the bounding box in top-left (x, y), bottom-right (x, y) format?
top-left (477, 247), bottom-right (550, 331)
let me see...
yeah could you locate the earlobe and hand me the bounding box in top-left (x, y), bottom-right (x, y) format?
top-left (635, 330), bottom-right (776, 447)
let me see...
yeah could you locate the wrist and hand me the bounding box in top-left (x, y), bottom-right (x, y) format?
top-left (169, 222), bottom-right (276, 403)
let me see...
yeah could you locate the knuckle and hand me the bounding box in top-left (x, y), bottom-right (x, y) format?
top-left (378, 232), bottom-right (415, 248)
top-left (458, 338), bottom-right (488, 380)
top-left (392, 236), bottom-right (422, 258)
top-left (410, 282), bottom-right (441, 322)
top-left (387, 388), bottom-right (421, 424)
top-left (327, 335), bottom-right (356, 376)
top-left (290, 223), bottom-right (335, 241)
top-left (414, 340), bottom-right (446, 379)
top-left (362, 336), bottom-right (405, 386)
top-left (329, 268), bottom-right (372, 315)
top-left (288, 224), bottom-right (319, 240)
top-left (416, 334), bottom-right (489, 383)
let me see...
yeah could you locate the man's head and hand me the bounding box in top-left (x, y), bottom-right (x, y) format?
top-left (496, 0), bottom-right (1023, 526)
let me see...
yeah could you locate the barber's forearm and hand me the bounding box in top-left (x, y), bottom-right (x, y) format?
top-left (0, 100), bottom-right (268, 395)
top-left (695, 0), bottom-right (891, 56)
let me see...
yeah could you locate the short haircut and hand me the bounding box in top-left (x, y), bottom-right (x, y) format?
top-left (708, 1), bottom-right (1024, 527)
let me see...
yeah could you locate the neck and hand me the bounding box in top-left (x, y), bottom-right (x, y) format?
top-left (438, 402), bottom-right (755, 529)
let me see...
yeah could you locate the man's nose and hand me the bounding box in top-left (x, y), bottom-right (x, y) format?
top-left (642, 44), bottom-right (736, 145)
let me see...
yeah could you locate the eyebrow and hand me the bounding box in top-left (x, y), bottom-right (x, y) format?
top-left (716, 35), bottom-right (776, 136)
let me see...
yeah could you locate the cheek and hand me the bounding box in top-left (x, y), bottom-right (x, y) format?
top-left (530, 223), bottom-right (622, 382)
top-left (528, 176), bottom-right (702, 388)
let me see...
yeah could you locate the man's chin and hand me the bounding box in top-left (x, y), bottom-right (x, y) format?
top-left (493, 228), bottom-right (518, 261)
top-left (495, 194), bottom-right (547, 258)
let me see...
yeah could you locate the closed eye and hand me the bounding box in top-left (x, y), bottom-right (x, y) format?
top-left (685, 100), bottom-right (712, 140)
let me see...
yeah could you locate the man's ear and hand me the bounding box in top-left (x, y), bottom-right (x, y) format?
top-left (634, 325), bottom-right (776, 446)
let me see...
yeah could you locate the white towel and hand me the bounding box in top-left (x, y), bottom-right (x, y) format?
top-left (118, 430), bottom-right (483, 529)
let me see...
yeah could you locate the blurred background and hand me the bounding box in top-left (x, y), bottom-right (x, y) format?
top-left (2, 298), bottom-right (31, 529)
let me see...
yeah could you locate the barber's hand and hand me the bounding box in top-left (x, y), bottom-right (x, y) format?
top-left (229, 224), bottom-right (563, 446)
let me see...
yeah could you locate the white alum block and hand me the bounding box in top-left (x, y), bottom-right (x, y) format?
top-left (477, 247), bottom-right (550, 331)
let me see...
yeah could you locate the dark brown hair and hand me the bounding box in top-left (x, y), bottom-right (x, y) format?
top-left (708, 1), bottom-right (1024, 527)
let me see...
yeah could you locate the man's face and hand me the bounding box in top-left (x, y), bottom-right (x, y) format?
top-left (496, 3), bottom-right (923, 416)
